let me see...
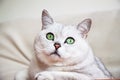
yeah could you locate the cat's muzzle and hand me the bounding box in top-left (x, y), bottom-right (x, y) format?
top-left (50, 50), bottom-right (61, 57)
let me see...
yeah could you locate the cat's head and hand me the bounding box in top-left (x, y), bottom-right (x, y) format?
top-left (34, 9), bottom-right (92, 66)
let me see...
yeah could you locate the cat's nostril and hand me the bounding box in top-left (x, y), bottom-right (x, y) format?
top-left (54, 43), bottom-right (61, 49)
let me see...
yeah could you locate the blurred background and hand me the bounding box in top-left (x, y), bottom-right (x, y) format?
top-left (0, 0), bottom-right (120, 80)
top-left (0, 0), bottom-right (120, 22)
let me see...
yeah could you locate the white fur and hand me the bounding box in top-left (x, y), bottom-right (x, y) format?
top-left (15, 10), bottom-right (113, 80)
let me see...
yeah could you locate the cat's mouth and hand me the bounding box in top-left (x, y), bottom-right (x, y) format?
top-left (50, 50), bottom-right (61, 57)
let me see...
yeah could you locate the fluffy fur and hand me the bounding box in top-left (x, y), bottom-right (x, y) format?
top-left (15, 10), bottom-right (113, 80)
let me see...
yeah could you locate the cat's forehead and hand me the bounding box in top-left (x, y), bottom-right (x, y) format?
top-left (47, 23), bottom-right (78, 35)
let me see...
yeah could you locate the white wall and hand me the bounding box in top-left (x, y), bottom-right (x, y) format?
top-left (0, 0), bottom-right (120, 22)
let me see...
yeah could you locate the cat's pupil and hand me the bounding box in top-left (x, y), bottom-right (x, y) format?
top-left (69, 39), bottom-right (72, 42)
top-left (49, 35), bottom-right (52, 38)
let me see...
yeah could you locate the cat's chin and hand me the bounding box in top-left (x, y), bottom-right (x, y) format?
top-left (37, 51), bottom-right (64, 66)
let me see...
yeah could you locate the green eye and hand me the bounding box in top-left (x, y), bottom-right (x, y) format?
top-left (65, 37), bottom-right (75, 44)
top-left (46, 32), bottom-right (54, 41)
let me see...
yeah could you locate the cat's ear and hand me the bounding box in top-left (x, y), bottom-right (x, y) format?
top-left (42, 9), bottom-right (54, 29)
top-left (77, 19), bottom-right (92, 38)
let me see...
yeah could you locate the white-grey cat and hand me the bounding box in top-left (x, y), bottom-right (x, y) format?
top-left (15, 10), bottom-right (113, 80)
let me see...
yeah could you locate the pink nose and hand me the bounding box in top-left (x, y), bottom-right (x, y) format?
top-left (54, 43), bottom-right (61, 50)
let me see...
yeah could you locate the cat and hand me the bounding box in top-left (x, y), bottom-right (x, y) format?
top-left (15, 9), bottom-right (113, 80)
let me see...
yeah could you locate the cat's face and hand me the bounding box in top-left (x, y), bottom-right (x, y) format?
top-left (34, 10), bottom-right (92, 66)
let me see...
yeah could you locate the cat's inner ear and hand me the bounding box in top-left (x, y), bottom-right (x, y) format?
top-left (42, 9), bottom-right (54, 29)
top-left (77, 19), bottom-right (92, 38)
